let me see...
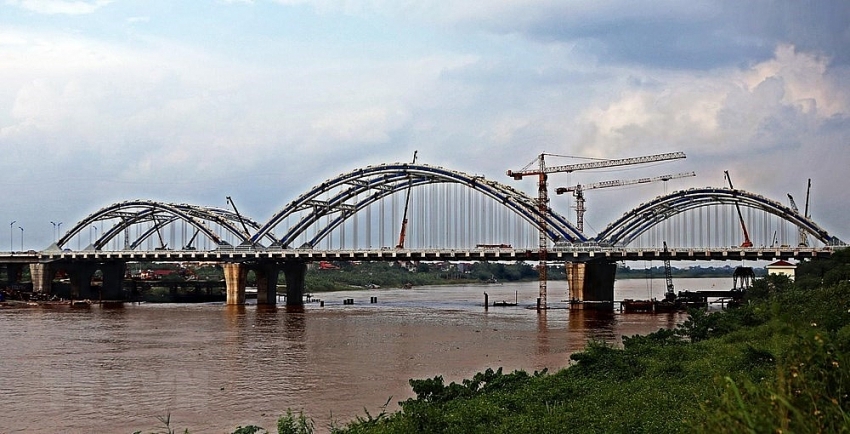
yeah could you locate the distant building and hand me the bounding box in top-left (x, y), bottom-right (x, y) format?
top-left (766, 260), bottom-right (796, 280)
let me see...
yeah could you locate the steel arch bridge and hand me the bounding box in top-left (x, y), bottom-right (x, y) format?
top-left (252, 162), bottom-right (587, 248)
top-left (52, 163), bottom-right (839, 252)
top-left (595, 187), bottom-right (835, 247)
top-left (55, 200), bottom-right (276, 251)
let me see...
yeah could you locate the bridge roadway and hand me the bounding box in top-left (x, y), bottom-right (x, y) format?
top-left (1, 246), bottom-right (837, 308)
top-left (0, 245), bottom-right (837, 264)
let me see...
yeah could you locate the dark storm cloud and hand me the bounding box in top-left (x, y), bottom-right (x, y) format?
top-left (477, 0), bottom-right (850, 70)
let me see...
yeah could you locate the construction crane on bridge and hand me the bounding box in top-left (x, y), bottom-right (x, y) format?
top-left (396, 150), bottom-right (418, 249)
top-left (226, 196), bottom-right (253, 243)
top-left (507, 151), bottom-right (687, 310)
top-left (787, 178), bottom-right (812, 247)
top-left (662, 241), bottom-right (675, 300)
top-left (724, 171), bottom-right (754, 248)
top-left (555, 171), bottom-right (696, 233)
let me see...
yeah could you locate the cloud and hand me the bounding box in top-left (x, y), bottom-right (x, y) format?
top-left (574, 45), bottom-right (848, 152)
top-left (0, 27), bottom-right (476, 194)
top-left (1, 2), bottom-right (848, 247)
top-left (5, 0), bottom-right (112, 15)
top-left (266, 1), bottom-right (850, 70)
top-left (562, 44), bottom-right (850, 237)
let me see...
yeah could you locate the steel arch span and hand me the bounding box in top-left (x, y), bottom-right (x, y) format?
top-left (56, 200), bottom-right (275, 251)
top-left (596, 187), bottom-right (836, 247)
top-left (253, 162), bottom-right (586, 248)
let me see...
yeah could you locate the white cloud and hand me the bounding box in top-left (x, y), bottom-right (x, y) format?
top-left (5, 0), bottom-right (112, 15)
top-left (574, 45), bottom-right (849, 155)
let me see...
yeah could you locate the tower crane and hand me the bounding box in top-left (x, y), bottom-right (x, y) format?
top-left (507, 151), bottom-right (687, 310)
top-left (723, 171), bottom-right (753, 248)
top-left (555, 171), bottom-right (696, 233)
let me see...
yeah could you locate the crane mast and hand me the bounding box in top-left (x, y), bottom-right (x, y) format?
top-left (556, 171), bottom-right (696, 233)
top-left (226, 196), bottom-right (253, 241)
top-left (787, 178), bottom-right (812, 247)
top-left (723, 171), bottom-right (754, 248)
top-left (662, 241), bottom-right (675, 300)
top-left (804, 178), bottom-right (811, 222)
top-left (508, 151), bottom-right (687, 311)
top-left (396, 151), bottom-right (418, 249)
top-left (536, 157), bottom-right (548, 310)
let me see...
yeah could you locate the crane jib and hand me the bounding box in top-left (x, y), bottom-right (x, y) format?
top-left (507, 152), bottom-right (686, 177)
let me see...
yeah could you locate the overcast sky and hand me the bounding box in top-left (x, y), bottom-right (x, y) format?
top-left (1, 0), bottom-right (848, 250)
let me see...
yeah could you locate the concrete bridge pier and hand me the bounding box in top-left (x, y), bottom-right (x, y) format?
top-left (253, 263), bottom-right (280, 305)
top-left (100, 261), bottom-right (126, 300)
top-left (223, 263), bottom-right (247, 305)
top-left (282, 261), bottom-right (307, 307)
top-left (4, 263), bottom-right (23, 287)
top-left (67, 263), bottom-right (98, 300)
top-left (566, 261), bottom-right (617, 310)
top-left (30, 263), bottom-right (52, 294)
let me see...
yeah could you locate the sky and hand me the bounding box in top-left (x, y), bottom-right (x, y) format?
top-left (1, 0), bottom-right (849, 250)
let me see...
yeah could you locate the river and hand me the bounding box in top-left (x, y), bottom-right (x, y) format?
top-left (0, 277), bottom-right (729, 433)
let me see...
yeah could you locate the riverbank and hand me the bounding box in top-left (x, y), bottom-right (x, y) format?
top-left (325, 252), bottom-right (849, 433)
top-left (207, 254), bottom-right (848, 434)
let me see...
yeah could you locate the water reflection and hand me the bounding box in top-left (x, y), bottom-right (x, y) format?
top-left (0, 279), bottom-right (722, 433)
top-left (536, 310), bottom-right (549, 356)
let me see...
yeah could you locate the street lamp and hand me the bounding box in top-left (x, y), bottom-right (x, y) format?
top-left (9, 220), bottom-right (15, 252)
top-left (19, 226), bottom-right (23, 251)
top-left (50, 221), bottom-right (63, 243)
top-left (91, 225), bottom-right (98, 249)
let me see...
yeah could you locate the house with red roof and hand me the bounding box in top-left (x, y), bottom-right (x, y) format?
top-left (766, 260), bottom-right (796, 280)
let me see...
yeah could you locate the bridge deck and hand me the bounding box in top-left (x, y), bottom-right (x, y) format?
top-left (0, 246), bottom-right (837, 264)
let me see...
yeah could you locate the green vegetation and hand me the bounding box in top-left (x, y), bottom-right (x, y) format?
top-left (323, 250), bottom-right (849, 433)
top-left (616, 263), bottom-right (766, 279)
top-left (305, 261), bottom-right (545, 291)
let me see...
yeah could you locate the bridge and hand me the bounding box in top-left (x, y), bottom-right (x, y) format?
top-left (0, 161), bottom-right (844, 308)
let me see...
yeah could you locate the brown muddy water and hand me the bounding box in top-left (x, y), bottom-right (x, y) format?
top-left (0, 278), bottom-right (728, 433)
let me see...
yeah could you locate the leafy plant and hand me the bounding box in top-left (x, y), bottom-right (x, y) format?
top-left (277, 409), bottom-right (315, 434)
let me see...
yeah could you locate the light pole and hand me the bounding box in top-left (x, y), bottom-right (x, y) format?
top-left (92, 225), bottom-right (98, 248)
top-left (19, 226), bottom-right (23, 251)
top-left (51, 221), bottom-right (57, 242)
top-left (9, 220), bottom-right (15, 252)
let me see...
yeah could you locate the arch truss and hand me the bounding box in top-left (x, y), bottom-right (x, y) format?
top-left (596, 187), bottom-right (836, 247)
top-left (55, 200), bottom-right (275, 251)
top-left (253, 163), bottom-right (586, 248)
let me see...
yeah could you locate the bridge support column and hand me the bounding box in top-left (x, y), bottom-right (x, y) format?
top-left (567, 261), bottom-right (616, 310)
top-left (253, 263), bottom-right (280, 306)
top-left (30, 263), bottom-right (52, 294)
top-left (223, 263), bottom-right (247, 305)
top-left (67, 263), bottom-right (97, 300)
top-left (100, 261), bottom-right (126, 300)
top-left (283, 261), bottom-right (307, 307)
top-left (5, 263), bottom-right (23, 286)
